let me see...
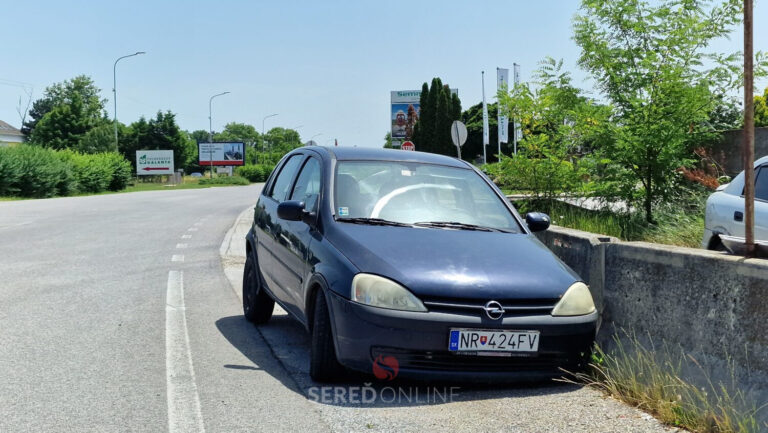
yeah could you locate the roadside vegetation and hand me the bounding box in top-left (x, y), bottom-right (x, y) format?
top-left (563, 334), bottom-right (767, 433)
top-left (469, 0), bottom-right (768, 249)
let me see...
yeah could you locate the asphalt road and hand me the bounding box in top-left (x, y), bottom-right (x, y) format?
top-left (0, 185), bottom-right (675, 433)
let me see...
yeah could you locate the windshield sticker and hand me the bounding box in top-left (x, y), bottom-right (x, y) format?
top-left (338, 207), bottom-right (349, 216)
top-left (401, 170), bottom-right (413, 176)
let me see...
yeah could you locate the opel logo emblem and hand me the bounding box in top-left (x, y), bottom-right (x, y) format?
top-left (483, 300), bottom-right (504, 320)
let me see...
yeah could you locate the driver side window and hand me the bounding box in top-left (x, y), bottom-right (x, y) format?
top-left (290, 157), bottom-right (322, 212)
top-left (269, 155), bottom-right (303, 201)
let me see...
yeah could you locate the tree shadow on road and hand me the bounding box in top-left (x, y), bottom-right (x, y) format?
top-left (216, 314), bottom-right (582, 408)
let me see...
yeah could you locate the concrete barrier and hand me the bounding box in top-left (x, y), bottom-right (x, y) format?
top-left (538, 226), bottom-right (768, 377)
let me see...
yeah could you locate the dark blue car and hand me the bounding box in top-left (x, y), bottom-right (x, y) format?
top-left (243, 147), bottom-right (597, 382)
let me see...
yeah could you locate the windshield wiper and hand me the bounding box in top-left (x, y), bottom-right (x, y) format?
top-left (413, 221), bottom-right (508, 232)
top-left (336, 217), bottom-right (413, 227)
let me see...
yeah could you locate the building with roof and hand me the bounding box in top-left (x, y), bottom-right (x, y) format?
top-left (0, 120), bottom-right (24, 146)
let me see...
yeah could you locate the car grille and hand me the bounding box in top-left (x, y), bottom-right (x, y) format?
top-left (421, 297), bottom-right (558, 316)
top-left (371, 347), bottom-right (579, 372)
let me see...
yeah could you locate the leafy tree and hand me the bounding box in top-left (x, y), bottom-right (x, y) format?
top-left (75, 123), bottom-right (115, 154)
top-left (756, 86), bottom-right (768, 127)
top-left (461, 102), bottom-right (499, 163)
top-left (573, 0), bottom-right (762, 222)
top-left (29, 94), bottom-right (108, 150)
top-left (383, 132), bottom-right (393, 148)
top-left (120, 111), bottom-right (195, 170)
top-left (214, 122), bottom-right (261, 147)
top-left (22, 75), bottom-right (106, 137)
top-left (496, 58), bottom-right (612, 199)
top-left (189, 129), bottom-right (211, 143)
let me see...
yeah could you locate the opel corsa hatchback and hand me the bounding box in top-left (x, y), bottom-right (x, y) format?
top-left (243, 147), bottom-right (598, 382)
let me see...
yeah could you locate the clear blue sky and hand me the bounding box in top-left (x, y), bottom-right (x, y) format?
top-left (1, 0), bottom-right (766, 147)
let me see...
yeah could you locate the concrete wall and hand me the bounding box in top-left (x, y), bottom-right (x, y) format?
top-left (536, 226), bottom-right (768, 376)
top-left (711, 127), bottom-right (768, 176)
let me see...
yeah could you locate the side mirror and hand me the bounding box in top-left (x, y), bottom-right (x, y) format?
top-left (277, 200), bottom-right (316, 225)
top-left (525, 212), bottom-right (550, 232)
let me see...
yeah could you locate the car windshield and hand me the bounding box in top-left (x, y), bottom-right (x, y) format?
top-left (334, 161), bottom-right (521, 233)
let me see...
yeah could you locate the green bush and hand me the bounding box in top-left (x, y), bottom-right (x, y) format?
top-left (198, 176), bottom-right (250, 186)
top-left (0, 145), bottom-right (132, 198)
top-left (0, 145), bottom-right (74, 197)
top-left (236, 164), bottom-right (274, 182)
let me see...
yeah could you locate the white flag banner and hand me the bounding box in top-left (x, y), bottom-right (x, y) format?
top-left (482, 72), bottom-right (489, 146)
top-left (513, 64), bottom-right (522, 147)
top-left (497, 68), bottom-right (509, 143)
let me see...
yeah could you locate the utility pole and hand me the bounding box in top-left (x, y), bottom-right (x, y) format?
top-left (743, 0), bottom-right (755, 258)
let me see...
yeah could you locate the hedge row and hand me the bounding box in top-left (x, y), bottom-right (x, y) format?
top-left (235, 164), bottom-right (275, 183)
top-left (0, 145), bottom-right (133, 198)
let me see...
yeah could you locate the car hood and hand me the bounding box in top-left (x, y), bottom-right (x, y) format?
top-left (326, 223), bottom-right (580, 300)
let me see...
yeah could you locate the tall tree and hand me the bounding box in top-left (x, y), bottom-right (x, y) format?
top-left (22, 75), bottom-right (106, 137)
top-left (214, 122), bottom-right (261, 147)
top-left (411, 78), bottom-right (462, 156)
top-left (29, 92), bottom-right (107, 150)
top-left (573, 0), bottom-right (763, 222)
top-left (410, 82), bottom-right (429, 149)
top-left (121, 111), bottom-right (195, 170)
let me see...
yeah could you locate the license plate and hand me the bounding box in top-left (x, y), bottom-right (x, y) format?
top-left (448, 329), bottom-right (539, 353)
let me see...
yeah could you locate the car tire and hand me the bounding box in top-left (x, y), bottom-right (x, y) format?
top-left (243, 253), bottom-right (274, 324)
top-left (309, 290), bottom-right (345, 382)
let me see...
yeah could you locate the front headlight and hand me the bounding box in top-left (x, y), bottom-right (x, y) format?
top-left (351, 273), bottom-right (427, 312)
top-left (551, 282), bottom-right (595, 316)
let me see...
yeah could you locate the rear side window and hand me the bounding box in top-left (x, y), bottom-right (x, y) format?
top-left (756, 167), bottom-right (768, 201)
top-left (290, 157), bottom-right (322, 212)
top-left (269, 155), bottom-right (303, 201)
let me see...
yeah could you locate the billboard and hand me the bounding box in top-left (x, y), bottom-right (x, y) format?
top-left (136, 150), bottom-right (174, 175)
top-left (198, 142), bottom-right (245, 166)
top-left (390, 89), bottom-right (457, 141)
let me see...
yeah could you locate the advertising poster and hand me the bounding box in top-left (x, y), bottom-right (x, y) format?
top-left (198, 142), bottom-right (245, 166)
top-left (390, 89), bottom-right (458, 141)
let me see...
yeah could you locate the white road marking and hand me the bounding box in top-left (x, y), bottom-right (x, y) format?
top-left (165, 271), bottom-right (205, 433)
top-left (172, 255), bottom-right (185, 262)
top-left (176, 243), bottom-right (188, 249)
top-left (182, 235), bottom-right (192, 239)
top-left (188, 228), bottom-right (198, 232)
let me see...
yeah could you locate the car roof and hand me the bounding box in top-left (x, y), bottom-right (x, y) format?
top-left (756, 155), bottom-right (768, 167)
top-left (305, 146), bottom-right (470, 169)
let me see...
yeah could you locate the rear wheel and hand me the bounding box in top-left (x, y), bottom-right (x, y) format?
top-left (242, 253), bottom-right (274, 324)
top-left (309, 290), bottom-right (345, 382)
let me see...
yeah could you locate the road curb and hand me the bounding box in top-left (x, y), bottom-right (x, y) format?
top-left (219, 206), bottom-right (252, 303)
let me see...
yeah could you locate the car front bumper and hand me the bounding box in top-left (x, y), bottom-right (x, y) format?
top-left (325, 290), bottom-right (598, 382)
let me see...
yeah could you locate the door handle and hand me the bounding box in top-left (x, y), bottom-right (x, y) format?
top-left (734, 211), bottom-right (743, 222)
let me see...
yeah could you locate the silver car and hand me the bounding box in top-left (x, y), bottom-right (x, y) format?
top-left (703, 155), bottom-right (768, 250)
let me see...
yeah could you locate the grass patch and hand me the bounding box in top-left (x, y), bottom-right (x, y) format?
top-left (563, 334), bottom-right (767, 433)
top-left (514, 197), bottom-right (706, 248)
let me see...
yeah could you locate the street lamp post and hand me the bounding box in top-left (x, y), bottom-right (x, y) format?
top-left (262, 113), bottom-right (278, 151)
top-left (208, 91), bottom-right (230, 178)
top-left (113, 51), bottom-right (145, 151)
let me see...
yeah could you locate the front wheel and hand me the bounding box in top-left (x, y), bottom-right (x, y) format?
top-left (309, 290), bottom-right (345, 382)
top-left (243, 253), bottom-right (274, 324)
